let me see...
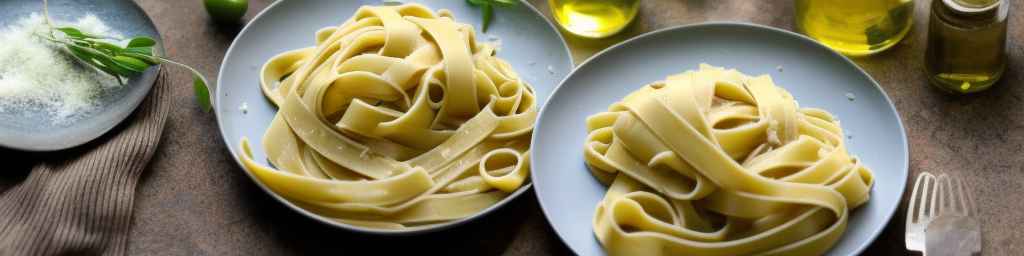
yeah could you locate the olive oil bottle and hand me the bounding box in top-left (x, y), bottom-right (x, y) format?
top-left (925, 0), bottom-right (1009, 94)
top-left (548, 0), bottom-right (640, 38)
top-left (795, 0), bottom-right (915, 56)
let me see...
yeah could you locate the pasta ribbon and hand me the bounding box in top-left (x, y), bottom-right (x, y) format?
top-left (584, 64), bottom-right (874, 255)
top-left (239, 4), bottom-right (536, 230)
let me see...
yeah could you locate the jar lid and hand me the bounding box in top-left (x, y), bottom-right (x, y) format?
top-left (943, 0), bottom-right (1001, 15)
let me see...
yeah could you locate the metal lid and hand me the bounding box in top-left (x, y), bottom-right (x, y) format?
top-left (943, 0), bottom-right (1001, 15)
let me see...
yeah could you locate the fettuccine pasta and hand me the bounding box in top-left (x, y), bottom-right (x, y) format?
top-left (584, 64), bottom-right (874, 255)
top-left (237, 3), bottom-right (535, 230)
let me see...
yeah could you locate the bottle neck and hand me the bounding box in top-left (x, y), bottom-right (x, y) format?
top-left (934, 0), bottom-right (1008, 29)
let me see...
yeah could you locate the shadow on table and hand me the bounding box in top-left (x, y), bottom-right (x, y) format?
top-left (0, 148), bottom-right (32, 193)
top-left (233, 171), bottom-right (571, 255)
top-left (208, 19), bottom-right (243, 38)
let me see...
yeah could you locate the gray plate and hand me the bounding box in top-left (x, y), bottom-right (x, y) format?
top-left (215, 0), bottom-right (571, 234)
top-left (0, 0), bottom-right (162, 151)
top-left (532, 22), bottom-right (909, 256)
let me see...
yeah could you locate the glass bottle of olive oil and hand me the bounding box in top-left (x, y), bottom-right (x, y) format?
top-left (795, 0), bottom-right (915, 56)
top-left (925, 0), bottom-right (1009, 94)
top-left (548, 0), bottom-right (640, 38)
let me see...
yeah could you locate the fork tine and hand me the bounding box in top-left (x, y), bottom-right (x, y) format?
top-left (946, 175), bottom-right (958, 214)
top-left (917, 173), bottom-right (933, 223)
top-left (907, 172), bottom-right (927, 225)
top-left (933, 174), bottom-right (948, 218)
top-left (943, 174), bottom-right (957, 215)
top-left (949, 175), bottom-right (965, 216)
top-left (958, 175), bottom-right (977, 216)
top-left (946, 176), bottom-right (957, 214)
top-left (925, 174), bottom-right (937, 220)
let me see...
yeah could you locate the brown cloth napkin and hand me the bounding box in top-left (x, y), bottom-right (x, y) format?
top-left (0, 70), bottom-right (171, 255)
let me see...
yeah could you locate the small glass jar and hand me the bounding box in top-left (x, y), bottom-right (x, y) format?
top-left (548, 0), bottom-right (640, 39)
top-left (925, 0), bottom-right (1009, 94)
top-left (795, 0), bottom-right (915, 56)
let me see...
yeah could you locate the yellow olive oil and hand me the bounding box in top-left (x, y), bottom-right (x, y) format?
top-left (795, 0), bottom-right (914, 56)
top-left (925, 0), bottom-right (1009, 94)
top-left (548, 0), bottom-right (640, 38)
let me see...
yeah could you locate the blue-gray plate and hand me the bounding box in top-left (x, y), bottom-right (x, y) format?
top-left (532, 22), bottom-right (908, 255)
top-left (215, 0), bottom-right (571, 234)
top-left (0, 0), bottom-right (162, 151)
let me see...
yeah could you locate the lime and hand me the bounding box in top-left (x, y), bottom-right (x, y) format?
top-left (204, 0), bottom-right (248, 23)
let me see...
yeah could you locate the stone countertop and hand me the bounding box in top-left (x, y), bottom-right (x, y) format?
top-left (6, 0), bottom-right (1021, 255)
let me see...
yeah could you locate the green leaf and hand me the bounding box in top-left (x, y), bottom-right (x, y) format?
top-left (69, 38), bottom-right (91, 47)
top-left (92, 41), bottom-right (125, 54)
top-left (122, 52), bottom-right (160, 65)
top-left (67, 44), bottom-right (117, 76)
top-left (112, 55), bottom-right (151, 73)
top-left (55, 27), bottom-right (93, 39)
top-left (98, 56), bottom-right (135, 75)
top-left (67, 45), bottom-right (112, 71)
top-left (159, 57), bottom-right (215, 112)
top-left (123, 46), bottom-right (155, 56)
top-left (191, 72), bottom-right (213, 112)
top-left (491, 0), bottom-right (517, 7)
top-left (125, 36), bottom-right (156, 48)
top-left (481, 4), bottom-right (493, 32)
top-left (468, 0), bottom-right (514, 32)
top-left (65, 44), bottom-right (93, 59)
top-left (80, 45), bottom-right (139, 77)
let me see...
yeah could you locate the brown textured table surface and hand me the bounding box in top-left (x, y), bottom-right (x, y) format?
top-left (8, 0), bottom-right (1023, 255)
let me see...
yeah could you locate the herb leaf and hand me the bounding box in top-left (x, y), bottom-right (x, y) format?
top-left (112, 55), bottom-right (150, 73)
top-left (55, 27), bottom-right (94, 39)
top-left (465, 0), bottom-right (517, 32)
top-left (481, 4), bottom-right (493, 32)
top-left (159, 57), bottom-right (214, 112)
top-left (126, 37), bottom-right (156, 48)
top-left (67, 44), bottom-right (123, 83)
top-left (122, 52), bottom-right (159, 64)
top-left (91, 41), bottom-right (125, 54)
top-left (124, 46), bottom-right (154, 56)
top-left (491, 0), bottom-right (517, 7)
top-left (192, 73), bottom-right (213, 112)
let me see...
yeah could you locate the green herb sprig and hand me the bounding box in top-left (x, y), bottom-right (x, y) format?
top-left (465, 0), bottom-right (517, 32)
top-left (38, 0), bottom-right (214, 112)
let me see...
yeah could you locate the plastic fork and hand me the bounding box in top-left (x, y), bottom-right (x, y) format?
top-left (906, 172), bottom-right (981, 255)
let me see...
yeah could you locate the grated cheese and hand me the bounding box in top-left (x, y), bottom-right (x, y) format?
top-left (0, 13), bottom-right (122, 124)
top-left (239, 101), bottom-right (248, 114)
top-left (486, 34), bottom-right (502, 51)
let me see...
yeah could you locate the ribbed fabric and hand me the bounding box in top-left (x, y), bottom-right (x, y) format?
top-left (0, 70), bottom-right (170, 255)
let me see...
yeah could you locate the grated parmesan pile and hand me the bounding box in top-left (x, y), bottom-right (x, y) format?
top-left (0, 13), bottom-right (122, 124)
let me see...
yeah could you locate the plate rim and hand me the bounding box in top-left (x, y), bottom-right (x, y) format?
top-left (214, 0), bottom-right (573, 235)
top-left (0, 0), bottom-right (164, 152)
top-left (530, 21), bottom-right (909, 255)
